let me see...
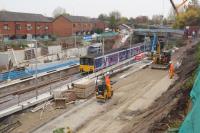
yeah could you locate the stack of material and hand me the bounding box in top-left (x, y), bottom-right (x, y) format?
top-left (73, 78), bottom-right (95, 99)
top-left (63, 90), bottom-right (77, 102)
top-left (53, 90), bottom-right (77, 109)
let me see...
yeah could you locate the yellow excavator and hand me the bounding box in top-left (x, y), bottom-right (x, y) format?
top-left (150, 34), bottom-right (171, 70)
top-left (95, 72), bottom-right (113, 102)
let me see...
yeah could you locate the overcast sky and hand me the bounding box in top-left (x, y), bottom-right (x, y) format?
top-left (0, 0), bottom-right (186, 18)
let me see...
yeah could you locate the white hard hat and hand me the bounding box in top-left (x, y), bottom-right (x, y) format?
top-left (106, 72), bottom-right (110, 75)
top-left (169, 61), bottom-right (172, 64)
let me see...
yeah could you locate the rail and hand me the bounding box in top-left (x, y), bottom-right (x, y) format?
top-left (0, 54), bottom-right (151, 118)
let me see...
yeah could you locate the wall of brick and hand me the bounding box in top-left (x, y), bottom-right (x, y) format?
top-left (52, 16), bottom-right (73, 37)
top-left (0, 17), bottom-right (107, 38)
top-left (0, 22), bottom-right (15, 36)
top-left (94, 21), bottom-right (107, 30)
top-left (0, 21), bottom-right (52, 37)
top-left (72, 22), bottom-right (94, 33)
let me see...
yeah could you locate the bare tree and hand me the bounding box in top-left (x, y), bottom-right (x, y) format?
top-left (108, 11), bottom-right (121, 29)
top-left (98, 14), bottom-right (108, 21)
top-left (109, 11), bottom-right (121, 20)
top-left (167, 7), bottom-right (176, 21)
top-left (52, 7), bottom-right (70, 18)
top-left (152, 15), bottom-right (163, 25)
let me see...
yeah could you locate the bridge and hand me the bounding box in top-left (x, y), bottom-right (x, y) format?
top-left (133, 28), bottom-right (184, 36)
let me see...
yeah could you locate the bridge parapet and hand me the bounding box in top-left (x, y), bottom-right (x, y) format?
top-left (134, 28), bottom-right (184, 36)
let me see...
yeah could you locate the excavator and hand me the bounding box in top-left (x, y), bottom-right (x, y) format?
top-left (170, 0), bottom-right (189, 15)
top-left (95, 72), bottom-right (113, 102)
top-left (150, 34), bottom-right (171, 70)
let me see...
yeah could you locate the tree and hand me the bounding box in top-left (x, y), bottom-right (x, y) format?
top-left (98, 14), bottom-right (108, 21)
top-left (191, 0), bottom-right (199, 6)
top-left (109, 15), bottom-right (117, 29)
top-left (109, 11), bottom-right (121, 20)
top-left (152, 15), bottom-right (163, 25)
top-left (52, 7), bottom-right (70, 18)
top-left (168, 7), bottom-right (176, 21)
top-left (163, 18), bottom-right (168, 25)
top-left (129, 17), bottom-right (136, 24)
top-left (108, 11), bottom-right (121, 30)
top-left (174, 7), bottom-right (200, 28)
top-left (119, 17), bottom-right (129, 24)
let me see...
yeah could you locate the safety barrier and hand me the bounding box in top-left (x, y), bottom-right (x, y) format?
top-left (179, 69), bottom-right (200, 133)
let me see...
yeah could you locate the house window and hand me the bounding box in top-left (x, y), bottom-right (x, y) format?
top-left (37, 25), bottom-right (41, 30)
top-left (45, 26), bottom-right (49, 30)
top-left (3, 24), bottom-right (9, 30)
top-left (73, 24), bottom-right (76, 28)
top-left (16, 24), bottom-right (21, 30)
top-left (27, 24), bottom-right (32, 30)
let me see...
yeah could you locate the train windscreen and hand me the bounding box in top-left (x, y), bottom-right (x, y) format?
top-left (80, 58), bottom-right (93, 65)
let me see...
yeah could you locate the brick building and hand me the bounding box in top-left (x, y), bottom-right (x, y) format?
top-left (52, 15), bottom-right (107, 37)
top-left (0, 11), bottom-right (52, 39)
top-left (92, 19), bottom-right (107, 31)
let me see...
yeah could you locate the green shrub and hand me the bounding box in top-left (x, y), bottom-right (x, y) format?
top-left (53, 128), bottom-right (65, 133)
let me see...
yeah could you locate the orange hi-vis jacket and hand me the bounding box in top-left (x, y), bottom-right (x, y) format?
top-left (169, 64), bottom-right (174, 73)
top-left (105, 75), bottom-right (111, 86)
top-left (169, 63), bottom-right (175, 79)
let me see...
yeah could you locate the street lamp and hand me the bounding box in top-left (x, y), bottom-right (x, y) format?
top-left (129, 31), bottom-right (132, 64)
top-left (102, 37), bottom-right (105, 56)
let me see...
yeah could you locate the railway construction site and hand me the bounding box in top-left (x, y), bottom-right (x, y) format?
top-left (0, 36), bottom-right (199, 133)
top-left (1, 1), bottom-right (200, 133)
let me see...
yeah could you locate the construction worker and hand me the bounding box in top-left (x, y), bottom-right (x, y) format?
top-left (105, 72), bottom-right (111, 87)
top-left (169, 61), bottom-right (175, 79)
top-left (105, 72), bottom-right (113, 98)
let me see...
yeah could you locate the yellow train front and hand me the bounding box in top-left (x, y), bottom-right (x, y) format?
top-left (80, 56), bottom-right (95, 73)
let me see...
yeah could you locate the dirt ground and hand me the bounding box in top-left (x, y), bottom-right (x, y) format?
top-left (120, 39), bottom-right (200, 133)
top-left (33, 67), bottom-right (172, 133)
top-left (10, 105), bottom-right (66, 133)
top-left (76, 69), bottom-right (170, 133)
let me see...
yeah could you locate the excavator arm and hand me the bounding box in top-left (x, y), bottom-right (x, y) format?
top-left (151, 33), bottom-right (158, 53)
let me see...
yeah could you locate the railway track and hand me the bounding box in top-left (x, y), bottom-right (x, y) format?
top-left (0, 71), bottom-right (82, 111)
top-left (0, 53), bottom-right (151, 118)
top-left (0, 120), bottom-right (21, 133)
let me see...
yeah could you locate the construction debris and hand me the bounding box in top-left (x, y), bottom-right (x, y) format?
top-left (31, 101), bottom-right (51, 113)
top-left (53, 90), bottom-right (77, 109)
top-left (0, 120), bottom-right (21, 133)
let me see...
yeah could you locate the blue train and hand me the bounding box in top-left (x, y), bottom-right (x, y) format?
top-left (80, 43), bottom-right (150, 73)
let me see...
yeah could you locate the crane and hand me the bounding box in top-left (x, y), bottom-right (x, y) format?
top-left (170, 0), bottom-right (189, 15)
